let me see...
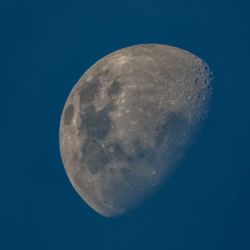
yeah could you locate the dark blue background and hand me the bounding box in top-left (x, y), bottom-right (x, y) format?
top-left (1, 0), bottom-right (250, 249)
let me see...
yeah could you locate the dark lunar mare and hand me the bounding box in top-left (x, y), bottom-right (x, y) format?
top-left (78, 78), bottom-right (123, 175)
top-left (63, 104), bottom-right (74, 125)
top-left (80, 105), bottom-right (111, 140)
top-left (79, 79), bottom-right (99, 104)
top-left (81, 138), bottom-right (109, 174)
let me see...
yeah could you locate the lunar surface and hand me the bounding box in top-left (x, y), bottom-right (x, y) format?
top-left (59, 44), bottom-right (212, 217)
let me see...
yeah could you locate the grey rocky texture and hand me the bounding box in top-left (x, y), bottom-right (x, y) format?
top-left (59, 44), bottom-right (212, 217)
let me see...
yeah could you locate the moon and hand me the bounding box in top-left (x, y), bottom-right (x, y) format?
top-left (59, 44), bottom-right (212, 217)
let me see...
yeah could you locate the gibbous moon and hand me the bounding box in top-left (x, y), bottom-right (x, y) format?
top-left (59, 44), bottom-right (212, 217)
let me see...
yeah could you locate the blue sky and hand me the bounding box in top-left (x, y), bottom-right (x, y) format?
top-left (1, 1), bottom-right (250, 249)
